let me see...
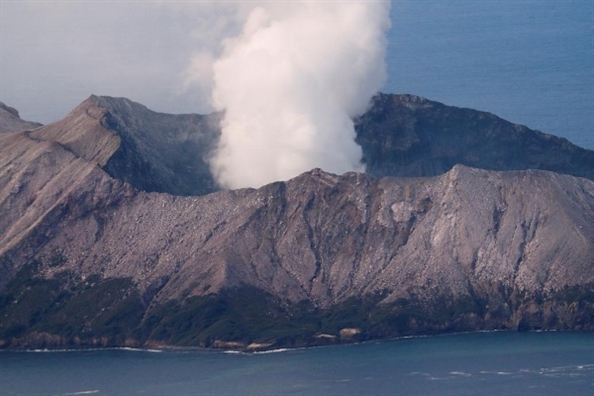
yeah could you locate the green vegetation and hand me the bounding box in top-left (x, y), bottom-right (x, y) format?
top-left (1, 267), bottom-right (486, 349)
top-left (135, 287), bottom-right (320, 347)
top-left (2, 262), bottom-right (592, 350)
top-left (0, 261), bottom-right (143, 347)
top-left (133, 289), bottom-right (489, 348)
top-left (552, 283), bottom-right (594, 303)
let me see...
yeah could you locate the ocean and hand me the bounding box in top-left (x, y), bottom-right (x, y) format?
top-left (386, 0), bottom-right (594, 150)
top-left (1, 332), bottom-right (592, 396)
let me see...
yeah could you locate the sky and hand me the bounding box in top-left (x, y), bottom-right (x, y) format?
top-left (1, 0), bottom-right (592, 151)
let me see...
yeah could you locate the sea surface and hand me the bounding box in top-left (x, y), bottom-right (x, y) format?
top-left (1, 332), bottom-right (592, 396)
top-left (386, 0), bottom-right (594, 150)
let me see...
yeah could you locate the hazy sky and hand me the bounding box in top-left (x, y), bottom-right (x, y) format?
top-left (1, 0), bottom-right (593, 150)
top-left (1, 1), bottom-right (230, 120)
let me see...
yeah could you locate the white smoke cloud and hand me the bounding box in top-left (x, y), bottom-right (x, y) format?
top-left (202, 1), bottom-right (391, 189)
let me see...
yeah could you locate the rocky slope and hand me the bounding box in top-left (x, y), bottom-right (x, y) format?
top-left (0, 102), bottom-right (42, 133)
top-left (355, 93), bottom-right (594, 181)
top-left (26, 95), bottom-right (221, 196)
top-left (0, 96), bottom-right (592, 350)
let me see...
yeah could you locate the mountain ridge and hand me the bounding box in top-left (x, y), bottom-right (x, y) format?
top-left (4, 92), bottom-right (591, 199)
top-left (0, 102), bottom-right (43, 133)
top-left (355, 93), bottom-right (594, 181)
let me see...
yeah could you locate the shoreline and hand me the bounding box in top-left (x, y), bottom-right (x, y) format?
top-left (0, 328), bottom-right (584, 355)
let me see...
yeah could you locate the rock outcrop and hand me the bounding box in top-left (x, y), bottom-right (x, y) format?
top-left (0, 95), bottom-right (592, 350)
top-left (0, 102), bottom-right (42, 133)
top-left (356, 93), bottom-right (594, 181)
top-left (25, 95), bottom-right (221, 196)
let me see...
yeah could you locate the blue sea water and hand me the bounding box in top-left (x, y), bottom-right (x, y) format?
top-left (385, 0), bottom-right (594, 150)
top-left (1, 332), bottom-right (592, 396)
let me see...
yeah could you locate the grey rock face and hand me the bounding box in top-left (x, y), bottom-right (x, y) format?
top-left (355, 93), bottom-right (594, 181)
top-left (24, 95), bottom-right (221, 196)
top-left (93, 96), bottom-right (221, 196)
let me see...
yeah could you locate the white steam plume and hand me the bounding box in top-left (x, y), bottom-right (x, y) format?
top-left (208, 1), bottom-right (391, 189)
